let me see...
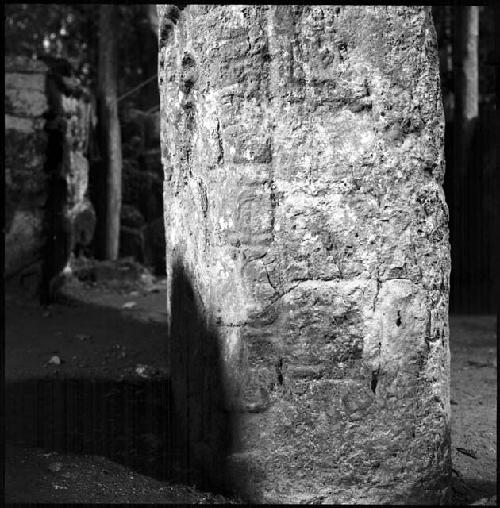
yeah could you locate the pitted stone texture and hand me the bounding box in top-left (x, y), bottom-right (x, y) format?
top-left (5, 57), bottom-right (49, 276)
top-left (5, 56), bottom-right (95, 283)
top-left (159, 5), bottom-right (450, 504)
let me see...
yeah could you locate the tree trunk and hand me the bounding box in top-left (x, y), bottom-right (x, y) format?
top-left (159, 5), bottom-right (451, 504)
top-left (451, 6), bottom-right (479, 312)
top-left (97, 4), bottom-right (122, 260)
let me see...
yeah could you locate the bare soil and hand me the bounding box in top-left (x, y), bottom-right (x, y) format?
top-left (4, 271), bottom-right (497, 504)
top-left (448, 315), bottom-right (497, 505)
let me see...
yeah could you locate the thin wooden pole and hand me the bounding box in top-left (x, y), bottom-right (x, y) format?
top-left (97, 4), bottom-right (122, 260)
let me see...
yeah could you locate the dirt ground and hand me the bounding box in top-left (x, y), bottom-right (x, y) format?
top-left (4, 269), bottom-right (497, 504)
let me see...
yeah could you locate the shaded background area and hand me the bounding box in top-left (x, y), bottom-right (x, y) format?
top-left (433, 5), bottom-right (497, 314)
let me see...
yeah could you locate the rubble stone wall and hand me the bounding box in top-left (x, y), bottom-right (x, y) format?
top-left (5, 57), bottom-right (49, 279)
top-left (5, 56), bottom-right (95, 294)
top-left (159, 5), bottom-right (451, 504)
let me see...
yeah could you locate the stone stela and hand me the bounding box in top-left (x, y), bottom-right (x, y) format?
top-left (158, 5), bottom-right (451, 504)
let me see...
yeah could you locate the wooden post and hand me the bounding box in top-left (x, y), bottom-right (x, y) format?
top-left (98, 4), bottom-right (122, 260)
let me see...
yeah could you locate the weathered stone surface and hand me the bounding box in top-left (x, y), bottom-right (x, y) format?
top-left (159, 5), bottom-right (450, 504)
top-left (5, 55), bottom-right (48, 74)
top-left (5, 90), bottom-right (47, 118)
top-left (5, 64), bottom-right (47, 119)
top-left (5, 130), bottom-right (48, 199)
top-left (5, 72), bottom-right (46, 92)
top-left (5, 56), bottom-right (96, 298)
top-left (5, 209), bottom-right (44, 276)
top-left (5, 61), bottom-right (49, 280)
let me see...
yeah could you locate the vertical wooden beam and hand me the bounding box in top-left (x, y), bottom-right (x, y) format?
top-left (98, 4), bottom-right (122, 260)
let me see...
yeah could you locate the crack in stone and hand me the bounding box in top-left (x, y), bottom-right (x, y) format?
top-left (216, 118), bottom-right (224, 164)
top-left (290, 276), bottom-right (339, 283)
top-left (372, 277), bottom-right (381, 311)
top-left (262, 260), bottom-right (279, 293)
